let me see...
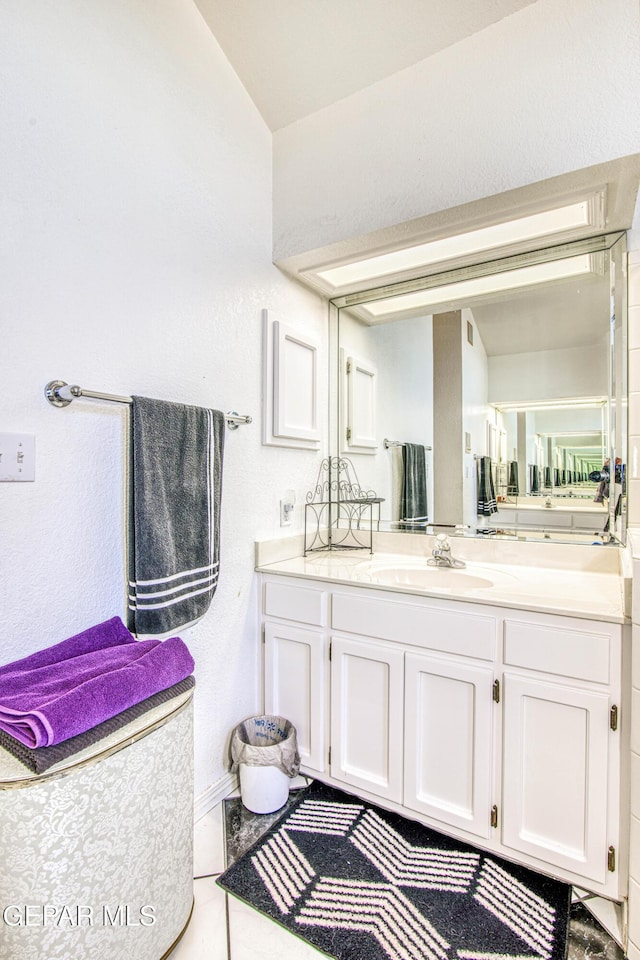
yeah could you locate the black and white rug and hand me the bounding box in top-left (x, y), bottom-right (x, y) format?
top-left (218, 781), bottom-right (571, 960)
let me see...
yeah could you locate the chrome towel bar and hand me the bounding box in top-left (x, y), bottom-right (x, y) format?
top-left (44, 380), bottom-right (252, 429)
top-left (383, 438), bottom-right (432, 450)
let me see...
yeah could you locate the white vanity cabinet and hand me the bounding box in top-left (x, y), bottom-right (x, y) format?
top-left (403, 652), bottom-right (495, 840)
top-left (500, 614), bottom-right (622, 887)
top-left (263, 579), bottom-right (328, 773)
top-left (488, 503), bottom-right (607, 533)
top-left (330, 634), bottom-right (404, 803)
top-left (260, 572), bottom-right (628, 899)
top-left (264, 621), bottom-right (327, 773)
top-left (501, 673), bottom-right (611, 883)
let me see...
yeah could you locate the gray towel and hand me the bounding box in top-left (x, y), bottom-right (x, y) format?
top-left (477, 456), bottom-right (498, 516)
top-left (400, 443), bottom-right (428, 522)
top-left (530, 464), bottom-right (539, 494)
top-left (129, 397), bottom-right (225, 636)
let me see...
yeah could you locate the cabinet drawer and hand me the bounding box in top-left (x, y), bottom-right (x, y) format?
top-left (263, 579), bottom-right (326, 626)
top-left (503, 620), bottom-right (611, 683)
top-left (517, 510), bottom-right (571, 527)
top-left (331, 593), bottom-right (496, 660)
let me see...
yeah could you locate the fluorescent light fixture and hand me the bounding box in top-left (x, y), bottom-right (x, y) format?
top-left (316, 198), bottom-right (601, 289)
top-left (493, 396), bottom-right (606, 413)
top-left (361, 254), bottom-right (593, 319)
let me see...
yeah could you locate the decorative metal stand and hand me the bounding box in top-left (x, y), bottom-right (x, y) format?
top-left (304, 457), bottom-right (382, 555)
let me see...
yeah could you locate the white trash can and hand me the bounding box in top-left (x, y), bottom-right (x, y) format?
top-left (230, 715), bottom-right (300, 815)
top-left (239, 763), bottom-right (290, 815)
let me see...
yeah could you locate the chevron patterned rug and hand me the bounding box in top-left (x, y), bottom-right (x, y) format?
top-left (217, 781), bottom-right (571, 960)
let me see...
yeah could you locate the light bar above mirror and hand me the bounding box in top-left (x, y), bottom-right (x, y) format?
top-left (314, 195), bottom-right (604, 293)
top-left (354, 253), bottom-right (597, 323)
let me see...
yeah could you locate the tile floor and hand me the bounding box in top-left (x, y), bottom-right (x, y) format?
top-left (168, 790), bottom-right (626, 960)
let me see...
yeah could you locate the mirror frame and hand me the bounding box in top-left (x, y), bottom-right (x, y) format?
top-left (329, 232), bottom-right (628, 546)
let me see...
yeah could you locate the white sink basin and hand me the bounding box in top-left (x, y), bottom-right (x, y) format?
top-left (361, 559), bottom-right (516, 591)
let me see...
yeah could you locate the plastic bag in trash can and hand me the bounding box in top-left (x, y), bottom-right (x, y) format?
top-left (230, 715), bottom-right (300, 778)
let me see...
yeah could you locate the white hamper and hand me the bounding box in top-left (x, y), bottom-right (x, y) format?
top-left (0, 688), bottom-right (194, 960)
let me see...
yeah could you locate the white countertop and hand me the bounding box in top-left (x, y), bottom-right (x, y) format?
top-left (495, 501), bottom-right (607, 513)
top-left (256, 550), bottom-right (628, 623)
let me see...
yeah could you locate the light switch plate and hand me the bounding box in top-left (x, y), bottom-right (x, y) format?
top-left (0, 433), bottom-right (35, 481)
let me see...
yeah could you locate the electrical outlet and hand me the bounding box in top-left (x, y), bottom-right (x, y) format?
top-left (0, 434), bottom-right (35, 482)
top-left (280, 490), bottom-right (295, 526)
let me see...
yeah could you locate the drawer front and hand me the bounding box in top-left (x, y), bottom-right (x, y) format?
top-left (331, 593), bottom-right (496, 660)
top-left (503, 619), bottom-right (612, 683)
top-left (516, 510), bottom-right (572, 527)
top-left (263, 579), bottom-right (326, 626)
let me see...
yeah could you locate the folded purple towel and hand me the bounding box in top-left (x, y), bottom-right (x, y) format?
top-left (0, 616), bottom-right (194, 748)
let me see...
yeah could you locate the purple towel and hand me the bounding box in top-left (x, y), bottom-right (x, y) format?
top-left (0, 616), bottom-right (194, 748)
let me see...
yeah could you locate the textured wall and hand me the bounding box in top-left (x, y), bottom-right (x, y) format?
top-left (0, 0), bottom-right (325, 799)
top-left (273, 0), bottom-right (640, 261)
top-left (337, 312), bottom-right (434, 521)
top-left (433, 312), bottom-right (464, 524)
top-left (488, 344), bottom-right (608, 404)
top-left (461, 310), bottom-right (489, 527)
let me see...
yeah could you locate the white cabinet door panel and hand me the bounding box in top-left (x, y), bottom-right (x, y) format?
top-left (273, 320), bottom-right (320, 441)
top-left (404, 653), bottom-right (494, 839)
top-left (264, 623), bottom-right (326, 773)
top-left (330, 635), bottom-right (404, 802)
top-left (502, 673), bottom-right (610, 883)
top-left (345, 354), bottom-right (377, 451)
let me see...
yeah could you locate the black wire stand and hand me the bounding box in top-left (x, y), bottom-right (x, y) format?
top-left (304, 457), bottom-right (382, 555)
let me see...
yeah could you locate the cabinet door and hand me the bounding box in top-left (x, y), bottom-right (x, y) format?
top-left (502, 673), bottom-right (611, 883)
top-left (264, 623), bottom-right (326, 773)
top-left (404, 653), bottom-right (494, 840)
top-left (330, 635), bottom-right (404, 803)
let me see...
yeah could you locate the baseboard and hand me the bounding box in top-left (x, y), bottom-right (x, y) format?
top-left (579, 893), bottom-right (627, 951)
top-left (194, 771), bottom-right (312, 823)
top-left (194, 772), bottom-right (238, 822)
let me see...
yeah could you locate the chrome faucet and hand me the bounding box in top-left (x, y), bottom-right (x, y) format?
top-left (428, 534), bottom-right (466, 568)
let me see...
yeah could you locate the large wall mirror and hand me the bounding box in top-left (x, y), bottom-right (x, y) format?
top-left (332, 232), bottom-right (627, 545)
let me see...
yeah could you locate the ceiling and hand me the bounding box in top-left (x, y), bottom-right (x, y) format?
top-left (342, 264), bottom-right (611, 359)
top-left (194, 0), bottom-right (541, 130)
top-left (469, 271), bottom-right (609, 357)
top-left (192, 2), bottom-right (639, 362)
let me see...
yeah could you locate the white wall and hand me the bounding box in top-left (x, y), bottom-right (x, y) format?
top-left (461, 310), bottom-right (490, 526)
top-left (370, 317), bottom-right (434, 521)
top-left (338, 313), bottom-right (433, 521)
top-left (273, 0), bottom-right (640, 260)
top-left (488, 344), bottom-right (607, 404)
top-left (337, 313), bottom-right (389, 505)
top-left (0, 0), bottom-right (325, 799)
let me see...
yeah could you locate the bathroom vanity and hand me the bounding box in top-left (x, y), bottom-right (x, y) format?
top-left (258, 543), bottom-right (630, 902)
top-left (488, 498), bottom-right (609, 534)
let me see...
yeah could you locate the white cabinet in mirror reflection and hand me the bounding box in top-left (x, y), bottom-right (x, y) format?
top-left (343, 351), bottom-right (378, 453)
top-left (262, 310), bottom-right (320, 448)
